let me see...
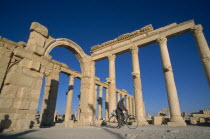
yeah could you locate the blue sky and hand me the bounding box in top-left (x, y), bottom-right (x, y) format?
top-left (0, 0), bottom-right (210, 116)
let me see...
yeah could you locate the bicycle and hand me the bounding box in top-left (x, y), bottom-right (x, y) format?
top-left (108, 111), bottom-right (139, 129)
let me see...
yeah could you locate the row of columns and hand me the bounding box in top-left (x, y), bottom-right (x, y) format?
top-left (106, 46), bottom-right (148, 125)
top-left (105, 27), bottom-right (210, 125)
top-left (94, 85), bottom-right (135, 120)
top-left (40, 24), bottom-right (209, 127)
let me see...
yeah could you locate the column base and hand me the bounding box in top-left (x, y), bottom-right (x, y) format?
top-left (138, 117), bottom-right (149, 126)
top-left (167, 121), bottom-right (186, 126)
top-left (64, 120), bottom-right (74, 127)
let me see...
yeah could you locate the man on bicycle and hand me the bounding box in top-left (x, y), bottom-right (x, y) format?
top-left (116, 98), bottom-right (128, 128)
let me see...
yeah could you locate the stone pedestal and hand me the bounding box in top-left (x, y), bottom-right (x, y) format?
top-left (157, 37), bottom-right (186, 126)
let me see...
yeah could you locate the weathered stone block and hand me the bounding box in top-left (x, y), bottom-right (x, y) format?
top-left (4, 71), bottom-right (33, 87)
top-left (22, 68), bottom-right (43, 78)
top-left (28, 60), bottom-right (41, 71)
top-left (14, 48), bottom-right (33, 59)
top-left (33, 44), bottom-right (45, 56)
top-left (18, 58), bottom-right (32, 68)
top-left (190, 117), bottom-right (197, 125)
top-left (30, 22), bottom-right (48, 37)
top-left (199, 117), bottom-right (205, 123)
top-left (0, 98), bottom-right (14, 108)
top-left (152, 116), bottom-right (163, 125)
top-left (0, 85), bottom-right (18, 97)
top-left (18, 101), bottom-right (30, 109)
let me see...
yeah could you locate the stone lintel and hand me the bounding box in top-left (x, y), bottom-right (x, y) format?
top-left (30, 22), bottom-right (48, 37)
top-left (91, 20), bottom-right (195, 61)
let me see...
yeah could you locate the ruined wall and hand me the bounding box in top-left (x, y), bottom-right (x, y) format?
top-left (0, 23), bottom-right (49, 131)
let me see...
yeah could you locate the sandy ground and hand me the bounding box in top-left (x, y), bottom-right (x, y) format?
top-left (0, 125), bottom-right (210, 139)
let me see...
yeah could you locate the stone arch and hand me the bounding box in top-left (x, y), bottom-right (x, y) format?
top-left (44, 38), bottom-right (87, 73)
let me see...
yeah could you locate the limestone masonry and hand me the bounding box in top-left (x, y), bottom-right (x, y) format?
top-left (0, 20), bottom-right (209, 132)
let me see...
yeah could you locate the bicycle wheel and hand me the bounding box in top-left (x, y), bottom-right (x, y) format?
top-left (108, 115), bottom-right (118, 128)
top-left (126, 115), bottom-right (138, 129)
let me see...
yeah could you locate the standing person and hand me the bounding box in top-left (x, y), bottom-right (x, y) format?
top-left (116, 98), bottom-right (128, 128)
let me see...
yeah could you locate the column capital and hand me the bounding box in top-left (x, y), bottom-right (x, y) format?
top-left (69, 73), bottom-right (76, 78)
top-left (190, 25), bottom-right (203, 35)
top-left (157, 36), bottom-right (167, 46)
top-left (99, 85), bottom-right (103, 90)
top-left (130, 45), bottom-right (139, 55)
top-left (108, 54), bottom-right (116, 61)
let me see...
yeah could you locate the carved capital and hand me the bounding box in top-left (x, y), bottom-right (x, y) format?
top-left (157, 36), bottom-right (167, 46)
top-left (191, 25), bottom-right (203, 36)
top-left (132, 72), bottom-right (140, 78)
top-left (70, 72), bottom-right (76, 78)
top-left (99, 85), bottom-right (103, 90)
top-left (130, 45), bottom-right (139, 55)
top-left (108, 54), bottom-right (116, 61)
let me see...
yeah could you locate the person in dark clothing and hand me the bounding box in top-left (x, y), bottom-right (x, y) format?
top-left (116, 98), bottom-right (128, 128)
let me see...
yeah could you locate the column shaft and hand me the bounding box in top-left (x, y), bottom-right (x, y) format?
top-left (157, 37), bottom-right (186, 126)
top-left (107, 54), bottom-right (116, 115)
top-left (129, 97), bottom-right (133, 115)
top-left (105, 88), bottom-right (109, 120)
top-left (130, 45), bottom-right (148, 125)
top-left (98, 86), bottom-right (103, 120)
top-left (191, 25), bottom-right (210, 87)
top-left (41, 70), bottom-right (60, 126)
top-left (117, 92), bottom-right (120, 102)
top-left (125, 95), bottom-right (129, 113)
top-left (65, 75), bottom-right (75, 121)
top-left (94, 85), bottom-right (98, 119)
top-left (132, 98), bottom-right (135, 116)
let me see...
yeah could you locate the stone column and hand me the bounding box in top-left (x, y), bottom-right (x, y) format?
top-left (88, 60), bottom-right (95, 124)
top-left (132, 98), bottom-right (136, 116)
top-left (107, 54), bottom-right (116, 115)
top-left (94, 85), bottom-right (98, 119)
top-left (98, 85), bottom-right (103, 120)
top-left (105, 88), bottom-right (109, 120)
top-left (64, 74), bottom-right (75, 121)
top-left (117, 92), bottom-right (121, 102)
top-left (130, 45), bottom-right (148, 125)
top-left (157, 36), bottom-right (186, 126)
top-left (191, 25), bottom-right (210, 87)
top-left (129, 96), bottom-right (133, 115)
top-left (41, 69), bottom-right (60, 126)
top-left (77, 95), bottom-right (81, 120)
top-left (40, 76), bottom-right (51, 124)
top-left (125, 95), bottom-right (129, 113)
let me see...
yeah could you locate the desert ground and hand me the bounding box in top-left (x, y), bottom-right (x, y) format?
top-left (0, 125), bottom-right (210, 139)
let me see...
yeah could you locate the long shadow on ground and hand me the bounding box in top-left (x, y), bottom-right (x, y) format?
top-left (0, 130), bottom-right (38, 139)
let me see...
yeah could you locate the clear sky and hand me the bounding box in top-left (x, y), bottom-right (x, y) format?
top-left (0, 0), bottom-right (210, 116)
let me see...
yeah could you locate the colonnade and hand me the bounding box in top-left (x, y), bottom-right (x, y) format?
top-left (40, 68), bottom-right (136, 124)
top-left (39, 21), bottom-right (210, 127)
